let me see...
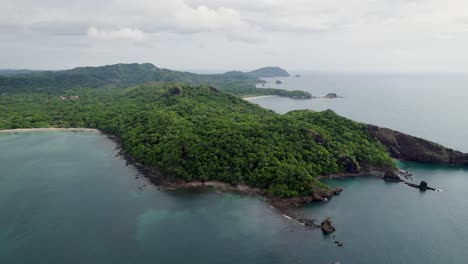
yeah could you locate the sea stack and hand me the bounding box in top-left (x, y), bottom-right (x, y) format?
top-left (321, 217), bottom-right (336, 234)
top-left (419, 181), bottom-right (428, 191)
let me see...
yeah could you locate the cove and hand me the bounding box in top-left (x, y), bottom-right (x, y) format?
top-left (2, 131), bottom-right (468, 264)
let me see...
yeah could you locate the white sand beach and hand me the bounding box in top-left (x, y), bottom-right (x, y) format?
top-left (0, 128), bottom-right (99, 133)
top-left (242, 95), bottom-right (278, 100)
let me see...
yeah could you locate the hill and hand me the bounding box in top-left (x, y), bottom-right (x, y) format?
top-left (245, 67), bottom-right (290, 78)
top-left (0, 83), bottom-right (394, 198)
top-left (0, 63), bottom-right (308, 98)
top-left (0, 69), bottom-right (42, 76)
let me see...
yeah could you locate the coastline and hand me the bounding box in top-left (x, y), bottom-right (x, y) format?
top-left (242, 95), bottom-right (278, 100)
top-left (0, 126), bottom-right (396, 230)
top-left (0, 128), bottom-right (99, 133)
top-left (242, 95), bottom-right (343, 100)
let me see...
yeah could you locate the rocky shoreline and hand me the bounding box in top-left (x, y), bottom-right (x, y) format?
top-left (104, 126), bottom-right (462, 231)
top-left (0, 128), bottom-right (99, 133)
top-left (5, 126), bottom-right (465, 232)
top-left (103, 129), bottom-right (350, 229)
top-left (368, 125), bottom-right (468, 166)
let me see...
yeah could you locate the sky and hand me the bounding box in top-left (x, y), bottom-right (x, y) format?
top-left (1, 0), bottom-right (468, 72)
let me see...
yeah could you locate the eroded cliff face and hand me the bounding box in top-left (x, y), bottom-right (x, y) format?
top-left (367, 125), bottom-right (468, 166)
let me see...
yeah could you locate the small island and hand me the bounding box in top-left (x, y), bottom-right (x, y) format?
top-left (322, 93), bottom-right (343, 99)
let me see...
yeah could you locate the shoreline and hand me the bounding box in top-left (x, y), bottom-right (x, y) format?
top-left (0, 126), bottom-right (395, 230)
top-left (242, 95), bottom-right (278, 100)
top-left (0, 128), bottom-right (99, 133)
top-left (104, 130), bottom-right (334, 229)
top-left (242, 95), bottom-right (344, 101)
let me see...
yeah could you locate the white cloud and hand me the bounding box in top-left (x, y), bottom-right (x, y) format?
top-left (87, 27), bottom-right (146, 41)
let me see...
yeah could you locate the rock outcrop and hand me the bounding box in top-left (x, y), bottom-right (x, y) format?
top-left (405, 180), bottom-right (437, 191)
top-left (337, 156), bottom-right (360, 173)
top-left (321, 217), bottom-right (336, 234)
top-left (334, 241), bottom-right (344, 247)
top-left (323, 93), bottom-right (343, 99)
top-left (383, 170), bottom-right (403, 182)
top-left (368, 125), bottom-right (468, 166)
top-left (333, 187), bottom-right (343, 195)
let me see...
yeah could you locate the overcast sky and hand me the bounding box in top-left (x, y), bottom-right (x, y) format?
top-left (1, 0), bottom-right (468, 72)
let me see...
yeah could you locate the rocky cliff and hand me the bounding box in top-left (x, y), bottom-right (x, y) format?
top-left (368, 125), bottom-right (468, 166)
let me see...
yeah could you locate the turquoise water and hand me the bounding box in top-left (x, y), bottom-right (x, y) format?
top-left (2, 74), bottom-right (468, 263)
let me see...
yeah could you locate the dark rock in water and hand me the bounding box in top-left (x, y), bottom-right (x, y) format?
top-left (295, 74), bottom-right (301, 77)
top-left (324, 93), bottom-right (341, 99)
top-left (419, 181), bottom-right (428, 191)
top-left (383, 170), bottom-right (403, 182)
top-left (321, 217), bottom-right (336, 234)
top-left (296, 217), bottom-right (318, 229)
top-left (275, 80), bottom-right (282, 84)
top-left (405, 181), bottom-right (437, 191)
top-left (367, 125), bottom-right (468, 166)
top-left (334, 241), bottom-right (344, 247)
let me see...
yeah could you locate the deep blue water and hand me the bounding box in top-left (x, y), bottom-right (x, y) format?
top-left (1, 73), bottom-right (468, 264)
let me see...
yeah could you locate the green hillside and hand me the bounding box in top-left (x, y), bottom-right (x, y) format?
top-left (0, 63), bottom-right (309, 98)
top-left (0, 84), bottom-right (395, 198)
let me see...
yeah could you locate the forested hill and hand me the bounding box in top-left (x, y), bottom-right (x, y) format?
top-left (0, 69), bottom-right (42, 76)
top-left (0, 83), bottom-right (395, 197)
top-left (246, 67), bottom-right (290, 78)
top-left (0, 63), bottom-right (308, 98)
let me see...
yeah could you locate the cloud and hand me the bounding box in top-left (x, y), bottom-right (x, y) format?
top-left (111, 0), bottom-right (263, 42)
top-left (87, 27), bottom-right (146, 41)
top-left (3, 0), bottom-right (468, 71)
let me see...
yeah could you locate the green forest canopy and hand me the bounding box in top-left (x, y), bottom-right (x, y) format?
top-left (0, 84), bottom-right (395, 198)
top-left (0, 63), bottom-right (310, 98)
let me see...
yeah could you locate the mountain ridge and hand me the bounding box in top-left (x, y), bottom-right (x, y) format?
top-left (0, 63), bottom-right (305, 98)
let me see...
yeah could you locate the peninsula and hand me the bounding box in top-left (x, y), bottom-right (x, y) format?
top-left (1, 63), bottom-right (467, 213)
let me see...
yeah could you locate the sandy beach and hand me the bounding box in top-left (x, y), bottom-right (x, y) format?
top-left (0, 128), bottom-right (99, 133)
top-left (242, 95), bottom-right (278, 100)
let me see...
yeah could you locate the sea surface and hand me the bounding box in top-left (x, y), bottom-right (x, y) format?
top-left (1, 74), bottom-right (468, 264)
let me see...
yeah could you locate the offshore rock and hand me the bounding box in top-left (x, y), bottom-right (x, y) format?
top-left (419, 181), bottom-right (428, 190)
top-left (405, 180), bottom-right (437, 191)
top-left (321, 217), bottom-right (336, 234)
top-left (323, 93), bottom-right (343, 99)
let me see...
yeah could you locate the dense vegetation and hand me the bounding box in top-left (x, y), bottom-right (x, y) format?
top-left (0, 63), bottom-right (310, 98)
top-left (0, 84), bottom-right (395, 197)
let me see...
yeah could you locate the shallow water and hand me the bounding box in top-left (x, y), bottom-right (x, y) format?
top-left (2, 74), bottom-right (468, 263)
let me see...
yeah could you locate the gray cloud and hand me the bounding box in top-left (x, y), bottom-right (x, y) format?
top-left (1, 0), bottom-right (468, 72)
